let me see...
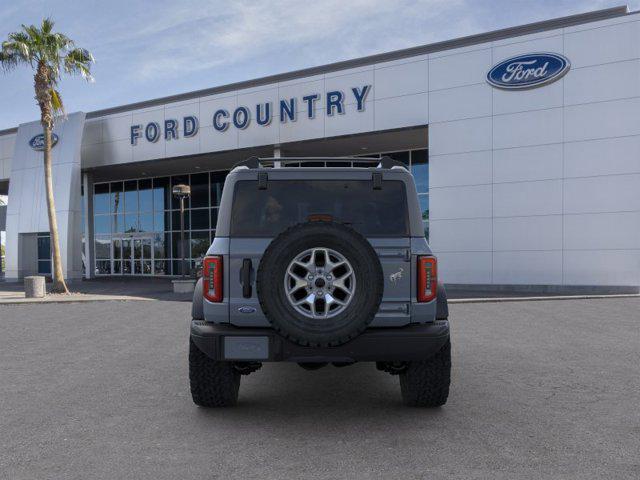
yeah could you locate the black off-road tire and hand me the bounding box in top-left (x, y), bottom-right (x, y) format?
top-left (399, 339), bottom-right (451, 407)
top-left (189, 338), bottom-right (241, 407)
top-left (256, 221), bottom-right (383, 348)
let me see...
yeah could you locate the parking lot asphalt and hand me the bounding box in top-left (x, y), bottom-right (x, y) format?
top-left (1, 298), bottom-right (638, 480)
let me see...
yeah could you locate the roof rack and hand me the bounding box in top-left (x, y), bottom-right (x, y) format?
top-left (233, 156), bottom-right (407, 170)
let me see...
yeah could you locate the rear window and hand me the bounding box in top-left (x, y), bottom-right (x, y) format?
top-left (230, 180), bottom-right (409, 237)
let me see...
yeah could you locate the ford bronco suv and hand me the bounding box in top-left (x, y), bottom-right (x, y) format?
top-left (190, 157), bottom-right (451, 407)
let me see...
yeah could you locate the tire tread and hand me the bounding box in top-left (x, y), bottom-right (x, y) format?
top-left (399, 339), bottom-right (451, 407)
top-left (189, 338), bottom-right (241, 407)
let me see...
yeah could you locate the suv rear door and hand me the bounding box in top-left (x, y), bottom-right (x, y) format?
top-left (226, 169), bottom-right (412, 327)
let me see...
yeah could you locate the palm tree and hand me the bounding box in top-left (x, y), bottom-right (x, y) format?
top-left (0, 18), bottom-right (93, 293)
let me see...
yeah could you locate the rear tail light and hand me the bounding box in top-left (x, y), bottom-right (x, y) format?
top-left (417, 256), bottom-right (437, 303)
top-left (203, 256), bottom-right (223, 302)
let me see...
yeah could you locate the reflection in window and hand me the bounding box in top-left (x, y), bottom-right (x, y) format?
top-left (171, 210), bottom-right (190, 231)
top-left (124, 180), bottom-right (138, 213)
top-left (139, 214), bottom-right (154, 232)
top-left (190, 209), bottom-right (209, 230)
top-left (111, 182), bottom-right (123, 214)
top-left (190, 231), bottom-right (210, 259)
top-left (210, 172), bottom-right (226, 206)
top-left (418, 194), bottom-right (429, 240)
top-left (112, 214), bottom-right (124, 234)
top-left (138, 178), bottom-right (153, 212)
top-left (411, 150), bottom-right (428, 194)
top-left (153, 177), bottom-right (170, 212)
top-left (190, 173), bottom-right (209, 208)
top-left (94, 215), bottom-right (111, 235)
top-left (94, 184), bottom-right (110, 214)
top-left (124, 214), bottom-right (138, 233)
top-left (95, 236), bottom-right (110, 259)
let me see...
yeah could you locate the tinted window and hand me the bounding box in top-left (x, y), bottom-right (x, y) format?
top-left (231, 180), bottom-right (409, 237)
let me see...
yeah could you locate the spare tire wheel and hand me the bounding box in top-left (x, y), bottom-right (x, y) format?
top-left (256, 222), bottom-right (383, 347)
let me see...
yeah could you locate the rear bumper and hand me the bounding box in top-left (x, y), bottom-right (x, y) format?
top-left (190, 320), bottom-right (450, 362)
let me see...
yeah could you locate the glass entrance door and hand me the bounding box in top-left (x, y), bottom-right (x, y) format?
top-left (112, 235), bottom-right (153, 275)
top-left (133, 237), bottom-right (153, 275)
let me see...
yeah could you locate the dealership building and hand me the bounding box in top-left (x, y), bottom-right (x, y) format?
top-left (0, 6), bottom-right (639, 292)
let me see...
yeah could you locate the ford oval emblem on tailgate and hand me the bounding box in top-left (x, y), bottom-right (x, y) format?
top-left (238, 306), bottom-right (256, 314)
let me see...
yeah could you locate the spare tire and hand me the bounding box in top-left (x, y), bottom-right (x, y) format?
top-left (256, 222), bottom-right (383, 347)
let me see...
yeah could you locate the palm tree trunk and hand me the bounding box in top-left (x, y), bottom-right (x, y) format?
top-left (43, 124), bottom-right (68, 294)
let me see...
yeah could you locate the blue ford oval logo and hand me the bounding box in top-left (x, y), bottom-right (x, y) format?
top-left (29, 133), bottom-right (59, 151)
top-left (238, 306), bottom-right (256, 314)
top-left (487, 53), bottom-right (570, 90)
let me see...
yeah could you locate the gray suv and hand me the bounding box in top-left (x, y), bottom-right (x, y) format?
top-left (190, 157), bottom-right (451, 407)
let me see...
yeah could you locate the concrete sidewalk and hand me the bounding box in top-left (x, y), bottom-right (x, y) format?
top-left (0, 277), bottom-right (193, 304)
top-left (1, 277), bottom-right (638, 305)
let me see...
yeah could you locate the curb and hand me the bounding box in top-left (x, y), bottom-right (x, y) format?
top-left (0, 296), bottom-right (153, 305)
top-left (449, 294), bottom-right (640, 304)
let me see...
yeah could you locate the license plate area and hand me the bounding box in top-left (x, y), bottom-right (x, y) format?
top-left (223, 336), bottom-right (269, 360)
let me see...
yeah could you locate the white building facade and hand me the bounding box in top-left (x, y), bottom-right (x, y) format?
top-left (0, 6), bottom-right (639, 292)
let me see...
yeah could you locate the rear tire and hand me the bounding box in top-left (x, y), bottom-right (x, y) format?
top-left (189, 338), bottom-right (241, 407)
top-left (399, 339), bottom-right (451, 407)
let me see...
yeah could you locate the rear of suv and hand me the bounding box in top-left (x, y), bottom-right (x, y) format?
top-left (190, 157), bottom-right (451, 407)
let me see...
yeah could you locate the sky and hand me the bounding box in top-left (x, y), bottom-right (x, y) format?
top-left (0, 0), bottom-right (639, 130)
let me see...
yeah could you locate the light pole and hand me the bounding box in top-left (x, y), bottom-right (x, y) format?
top-left (172, 184), bottom-right (191, 278)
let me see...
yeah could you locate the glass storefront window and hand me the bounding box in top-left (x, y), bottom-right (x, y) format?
top-left (153, 233), bottom-right (167, 259)
top-left (210, 208), bottom-right (219, 230)
top-left (139, 214), bottom-right (154, 233)
top-left (124, 213), bottom-right (138, 233)
top-left (112, 214), bottom-right (124, 234)
top-left (386, 151), bottom-right (410, 165)
top-left (190, 231), bottom-right (210, 259)
top-left (411, 149), bottom-right (428, 194)
top-left (95, 236), bottom-right (110, 259)
top-left (124, 180), bottom-right (138, 213)
top-left (138, 179), bottom-right (153, 212)
top-left (190, 209), bottom-right (209, 230)
top-left (89, 151), bottom-right (427, 275)
top-left (96, 260), bottom-right (111, 275)
top-left (210, 172), bottom-right (226, 206)
top-left (153, 212), bottom-right (166, 232)
top-left (94, 184), bottom-right (110, 214)
top-left (171, 232), bottom-right (187, 258)
top-left (154, 260), bottom-right (168, 275)
top-left (190, 173), bottom-right (209, 208)
top-left (111, 182), bottom-right (123, 214)
top-left (153, 177), bottom-right (170, 212)
top-left (418, 194), bottom-right (429, 239)
top-left (171, 210), bottom-right (190, 231)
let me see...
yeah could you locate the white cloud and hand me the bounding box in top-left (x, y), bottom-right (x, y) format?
top-left (97, 0), bottom-right (475, 81)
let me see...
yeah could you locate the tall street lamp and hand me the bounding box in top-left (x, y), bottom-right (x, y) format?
top-left (172, 184), bottom-right (191, 278)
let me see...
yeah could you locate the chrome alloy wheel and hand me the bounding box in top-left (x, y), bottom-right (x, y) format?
top-left (284, 247), bottom-right (356, 319)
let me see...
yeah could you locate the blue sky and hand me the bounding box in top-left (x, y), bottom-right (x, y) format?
top-left (0, 0), bottom-right (638, 130)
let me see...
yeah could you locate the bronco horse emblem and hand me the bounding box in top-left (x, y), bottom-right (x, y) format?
top-left (389, 267), bottom-right (404, 284)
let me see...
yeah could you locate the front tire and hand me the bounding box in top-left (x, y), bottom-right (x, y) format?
top-left (399, 339), bottom-right (451, 407)
top-left (189, 338), bottom-right (241, 407)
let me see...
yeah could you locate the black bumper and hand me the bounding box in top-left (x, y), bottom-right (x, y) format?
top-left (190, 320), bottom-right (450, 363)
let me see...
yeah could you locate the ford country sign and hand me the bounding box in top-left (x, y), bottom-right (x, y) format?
top-left (29, 133), bottom-right (59, 151)
top-left (487, 53), bottom-right (570, 90)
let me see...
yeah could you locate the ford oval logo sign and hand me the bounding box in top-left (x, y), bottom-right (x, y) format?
top-left (29, 133), bottom-right (59, 151)
top-left (487, 53), bottom-right (570, 90)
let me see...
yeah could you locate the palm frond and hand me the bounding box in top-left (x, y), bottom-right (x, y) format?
top-left (50, 87), bottom-right (64, 114)
top-left (41, 17), bottom-right (55, 35)
top-left (1, 18), bottom-right (95, 118)
top-left (64, 47), bottom-right (94, 82)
